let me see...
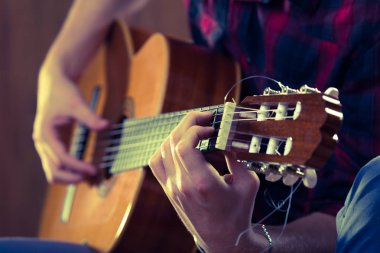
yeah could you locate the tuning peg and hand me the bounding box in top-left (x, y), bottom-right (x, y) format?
top-left (246, 162), bottom-right (282, 183)
top-left (280, 86), bottom-right (298, 94)
top-left (323, 87), bottom-right (339, 99)
top-left (282, 173), bottom-right (299, 186)
top-left (245, 161), bottom-right (265, 174)
top-left (265, 164), bottom-right (284, 182)
top-left (265, 172), bottom-right (282, 182)
top-left (302, 168), bottom-right (317, 188)
top-left (299, 85), bottom-right (320, 94)
top-left (263, 87), bottom-right (281, 95)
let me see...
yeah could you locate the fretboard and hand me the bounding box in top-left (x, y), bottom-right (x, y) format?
top-left (99, 104), bottom-right (225, 174)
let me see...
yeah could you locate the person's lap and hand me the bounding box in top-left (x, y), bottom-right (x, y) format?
top-left (0, 237), bottom-right (94, 253)
top-left (3, 157), bottom-right (380, 253)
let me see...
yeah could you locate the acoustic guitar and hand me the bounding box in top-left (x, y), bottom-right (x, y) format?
top-left (38, 21), bottom-right (342, 253)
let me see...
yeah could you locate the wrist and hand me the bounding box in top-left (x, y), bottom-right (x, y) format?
top-left (40, 48), bottom-right (86, 83)
top-left (236, 225), bottom-right (269, 253)
top-left (260, 225), bottom-right (273, 252)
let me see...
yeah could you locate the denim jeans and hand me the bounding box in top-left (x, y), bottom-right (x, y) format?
top-left (0, 238), bottom-right (94, 253)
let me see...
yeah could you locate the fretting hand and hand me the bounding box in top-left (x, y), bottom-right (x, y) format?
top-left (149, 111), bottom-right (263, 253)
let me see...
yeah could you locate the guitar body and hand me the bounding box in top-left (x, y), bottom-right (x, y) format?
top-left (39, 21), bottom-right (240, 253)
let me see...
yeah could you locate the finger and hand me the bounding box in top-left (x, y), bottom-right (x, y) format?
top-left (174, 125), bottom-right (215, 174)
top-left (71, 99), bottom-right (108, 130)
top-left (225, 153), bottom-right (260, 191)
top-left (41, 126), bottom-right (98, 176)
top-left (225, 154), bottom-right (260, 220)
top-left (149, 149), bottom-right (199, 237)
top-left (170, 151), bottom-right (195, 202)
top-left (164, 183), bottom-right (201, 240)
top-left (171, 111), bottom-right (213, 143)
top-left (150, 138), bottom-right (196, 203)
top-left (174, 126), bottom-right (221, 200)
top-left (49, 168), bottom-right (84, 184)
top-left (37, 148), bottom-right (84, 184)
top-left (37, 139), bottom-right (97, 178)
top-left (149, 149), bottom-right (189, 208)
top-left (159, 137), bottom-right (180, 180)
top-left (148, 148), bottom-right (167, 184)
top-left (168, 111), bottom-right (214, 178)
top-left (157, 137), bottom-right (195, 204)
top-left (225, 153), bottom-right (252, 178)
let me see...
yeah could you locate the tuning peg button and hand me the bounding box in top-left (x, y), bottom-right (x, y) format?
top-left (265, 172), bottom-right (282, 182)
top-left (302, 168), bottom-right (317, 189)
top-left (282, 174), bottom-right (299, 186)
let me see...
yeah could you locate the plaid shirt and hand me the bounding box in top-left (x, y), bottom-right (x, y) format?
top-left (184, 0), bottom-right (380, 224)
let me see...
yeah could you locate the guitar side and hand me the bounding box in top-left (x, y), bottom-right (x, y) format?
top-left (39, 21), bottom-right (240, 253)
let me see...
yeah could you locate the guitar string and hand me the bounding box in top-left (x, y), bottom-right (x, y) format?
top-left (89, 124), bottom-right (289, 163)
top-left (91, 133), bottom-right (287, 158)
top-left (70, 105), bottom-right (294, 152)
top-left (97, 133), bottom-right (286, 159)
top-left (87, 104), bottom-right (296, 134)
top-left (95, 138), bottom-right (287, 169)
top-left (82, 113), bottom-right (294, 152)
top-left (72, 106), bottom-right (296, 147)
top-left (97, 139), bottom-right (285, 165)
top-left (71, 99), bottom-right (297, 168)
top-left (72, 108), bottom-right (295, 168)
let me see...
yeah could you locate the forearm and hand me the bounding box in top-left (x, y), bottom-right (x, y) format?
top-left (42, 0), bottom-right (141, 79)
top-left (266, 212), bottom-right (336, 253)
top-left (207, 212), bottom-right (336, 253)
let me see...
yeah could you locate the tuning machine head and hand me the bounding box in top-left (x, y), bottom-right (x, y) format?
top-left (299, 85), bottom-right (320, 94)
top-left (245, 162), bottom-right (285, 183)
top-left (263, 84), bottom-right (320, 96)
top-left (244, 161), bottom-right (317, 188)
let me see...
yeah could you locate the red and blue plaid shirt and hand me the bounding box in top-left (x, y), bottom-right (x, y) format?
top-left (184, 0), bottom-right (380, 224)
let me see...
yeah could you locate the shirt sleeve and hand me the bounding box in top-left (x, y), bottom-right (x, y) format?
top-left (336, 156), bottom-right (380, 252)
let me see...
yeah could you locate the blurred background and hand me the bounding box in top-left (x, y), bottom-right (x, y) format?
top-left (0, 0), bottom-right (189, 237)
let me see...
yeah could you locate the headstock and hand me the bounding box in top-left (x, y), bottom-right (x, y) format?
top-left (216, 85), bottom-right (343, 188)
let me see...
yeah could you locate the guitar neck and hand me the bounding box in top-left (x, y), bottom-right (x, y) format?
top-left (100, 104), bottom-right (225, 174)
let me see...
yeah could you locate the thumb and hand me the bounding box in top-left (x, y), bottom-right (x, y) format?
top-left (72, 100), bottom-right (108, 130)
top-left (224, 153), bottom-right (260, 190)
